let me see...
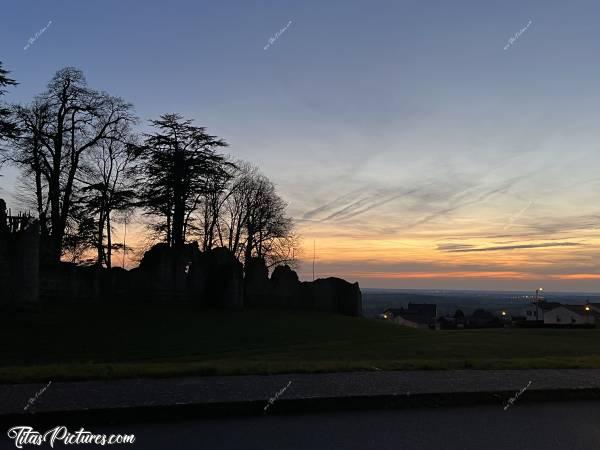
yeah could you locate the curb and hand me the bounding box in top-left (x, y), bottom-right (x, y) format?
top-left (2, 388), bottom-right (600, 426)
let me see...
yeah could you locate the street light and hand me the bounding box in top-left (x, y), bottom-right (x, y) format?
top-left (534, 288), bottom-right (544, 322)
top-left (535, 288), bottom-right (543, 302)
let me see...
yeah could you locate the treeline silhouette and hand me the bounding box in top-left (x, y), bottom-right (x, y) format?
top-left (0, 63), bottom-right (299, 270)
top-left (0, 62), bottom-right (362, 316)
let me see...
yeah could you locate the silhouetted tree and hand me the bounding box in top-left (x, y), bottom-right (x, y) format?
top-left (220, 162), bottom-right (256, 258)
top-left (196, 161), bottom-right (234, 251)
top-left (221, 163), bottom-right (299, 269)
top-left (6, 67), bottom-right (136, 263)
top-left (7, 100), bottom-right (51, 238)
top-left (137, 114), bottom-right (229, 248)
top-left (78, 123), bottom-right (138, 267)
top-left (61, 205), bottom-right (97, 264)
top-left (0, 62), bottom-right (17, 143)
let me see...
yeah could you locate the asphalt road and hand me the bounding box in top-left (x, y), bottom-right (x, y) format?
top-left (5, 401), bottom-right (599, 450)
top-left (5, 369), bottom-right (600, 416)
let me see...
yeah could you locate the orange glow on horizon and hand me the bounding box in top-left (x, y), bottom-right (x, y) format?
top-left (75, 217), bottom-right (600, 291)
top-left (345, 271), bottom-right (532, 280)
top-left (549, 274), bottom-right (600, 280)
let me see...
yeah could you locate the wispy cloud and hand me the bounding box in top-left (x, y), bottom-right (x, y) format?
top-left (436, 243), bottom-right (475, 252)
top-left (302, 188), bottom-right (365, 220)
top-left (303, 186), bottom-right (424, 223)
top-left (321, 194), bottom-right (376, 221)
top-left (409, 179), bottom-right (518, 228)
top-left (503, 200), bottom-right (534, 230)
top-left (442, 242), bottom-right (582, 253)
top-left (323, 188), bottom-right (421, 222)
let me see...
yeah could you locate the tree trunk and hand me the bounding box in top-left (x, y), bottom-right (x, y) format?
top-left (96, 209), bottom-right (105, 267)
top-left (106, 210), bottom-right (112, 269)
top-left (171, 148), bottom-right (185, 248)
top-left (244, 224), bottom-right (254, 271)
top-left (48, 177), bottom-right (63, 264)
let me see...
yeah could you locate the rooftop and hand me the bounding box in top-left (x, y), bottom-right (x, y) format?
top-left (384, 303), bottom-right (437, 325)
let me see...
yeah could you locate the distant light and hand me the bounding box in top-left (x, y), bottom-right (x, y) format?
top-left (501, 311), bottom-right (507, 316)
top-left (585, 306), bottom-right (591, 311)
top-left (383, 314), bottom-right (388, 319)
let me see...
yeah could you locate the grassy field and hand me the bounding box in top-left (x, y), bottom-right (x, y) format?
top-left (2, 305), bottom-right (600, 383)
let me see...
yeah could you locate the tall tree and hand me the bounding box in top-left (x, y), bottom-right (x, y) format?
top-left (138, 114), bottom-right (229, 248)
top-left (6, 67), bottom-right (136, 263)
top-left (220, 163), bottom-right (299, 269)
top-left (8, 101), bottom-right (51, 238)
top-left (78, 123), bottom-right (138, 267)
top-left (0, 61), bottom-right (17, 146)
top-left (196, 163), bottom-right (234, 251)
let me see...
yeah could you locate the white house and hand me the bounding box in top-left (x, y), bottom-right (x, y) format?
top-left (543, 305), bottom-right (597, 326)
top-left (522, 302), bottom-right (561, 322)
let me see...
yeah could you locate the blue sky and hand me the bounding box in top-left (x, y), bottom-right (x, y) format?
top-left (3, 0), bottom-right (600, 290)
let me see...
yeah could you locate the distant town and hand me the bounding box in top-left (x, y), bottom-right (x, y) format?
top-left (379, 288), bottom-right (600, 329)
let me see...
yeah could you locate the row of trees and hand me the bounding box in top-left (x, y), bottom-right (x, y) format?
top-left (0, 63), bottom-right (298, 270)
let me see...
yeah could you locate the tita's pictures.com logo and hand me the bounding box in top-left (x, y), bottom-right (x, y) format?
top-left (7, 426), bottom-right (135, 448)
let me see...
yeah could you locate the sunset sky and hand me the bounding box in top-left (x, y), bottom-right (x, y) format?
top-left (3, 0), bottom-right (600, 291)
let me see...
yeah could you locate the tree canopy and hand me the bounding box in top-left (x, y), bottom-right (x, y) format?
top-left (0, 61), bottom-right (17, 143)
top-left (2, 67), bottom-right (299, 270)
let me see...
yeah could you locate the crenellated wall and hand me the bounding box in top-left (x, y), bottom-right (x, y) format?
top-left (245, 257), bottom-right (363, 317)
top-left (0, 199), bottom-right (40, 307)
top-left (0, 200), bottom-right (362, 316)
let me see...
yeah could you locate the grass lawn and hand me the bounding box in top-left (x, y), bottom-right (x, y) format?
top-left (2, 305), bottom-right (600, 383)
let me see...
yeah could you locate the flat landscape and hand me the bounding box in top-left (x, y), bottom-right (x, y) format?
top-left (3, 306), bottom-right (600, 383)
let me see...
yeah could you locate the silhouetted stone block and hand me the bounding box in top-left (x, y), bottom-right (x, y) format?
top-left (271, 264), bottom-right (301, 307)
top-left (0, 201), bottom-right (39, 306)
top-left (301, 277), bottom-right (362, 317)
top-left (244, 257), bottom-right (271, 307)
top-left (205, 247), bottom-right (244, 309)
top-left (137, 242), bottom-right (203, 302)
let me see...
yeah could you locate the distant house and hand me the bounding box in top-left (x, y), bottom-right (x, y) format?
top-left (522, 302), bottom-right (561, 323)
top-left (544, 304), bottom-right (598, 327)
top-left (383, 303), bottom-right (437, 330)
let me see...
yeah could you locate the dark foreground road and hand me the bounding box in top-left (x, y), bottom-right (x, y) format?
top-left (6, 401), bottom-right (599, 450)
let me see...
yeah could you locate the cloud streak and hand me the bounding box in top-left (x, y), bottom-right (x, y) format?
top-left (442, 242), bottom-right (582, 253)
top-left (302, 188), bottom-right (365, 220)
top-left (503, 200), bottom-right (534, 230)
top-left (323, 188), bottom-right (421, 222)
top-left (303, 186), bottom-right (425, 223)
top-left (409, 180), bottom-right (516, 228)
